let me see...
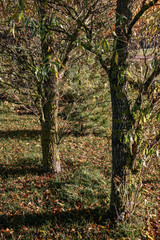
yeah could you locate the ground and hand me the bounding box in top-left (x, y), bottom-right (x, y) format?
top-left (0, 102), bottom-right (159, 239)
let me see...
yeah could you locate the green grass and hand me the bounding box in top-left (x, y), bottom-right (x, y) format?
top-left (0, 102), bottom-right (159, 239)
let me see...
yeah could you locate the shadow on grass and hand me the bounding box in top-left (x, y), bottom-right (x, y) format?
top-left (0, 129), bottom-right (41, 139)
top-left (0, 158), bottom-right (80, 179)
top-left (0, 129), bottom-right (94, 140)
top-left (0, 158), bottom-right (43, 179)
top-left (0, 109), bottom-right (11, 115)
top-left (0, 207), bottom-right (112, 230)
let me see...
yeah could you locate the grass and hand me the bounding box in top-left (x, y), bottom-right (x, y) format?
top-left (0, 101), bottom-right (159, 239)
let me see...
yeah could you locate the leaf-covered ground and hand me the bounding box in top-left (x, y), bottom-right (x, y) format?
top-left (0, 102), bottom-right (159, 239)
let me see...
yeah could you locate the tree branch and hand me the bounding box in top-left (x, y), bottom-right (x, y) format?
top-left (144, 61), bottom-right (160, 92)
top-left (81, 42), bottom-right (110, 75)
top-left (128, 0), bottom-right (159, 35)
top-left (133, 59), bottom-right (160, 113)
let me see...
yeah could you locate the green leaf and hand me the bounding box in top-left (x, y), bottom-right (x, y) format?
top-left (115, 52), bottom-right (118, 65)
top-left (42, 66), bottom-right (48, 78)
top-left (9, 21), bottom-right (15, 38)
top-left (143, 115), bottom-right (146, 123)
top-left (77, 38), bottom-right (81, 47)
top-left (124, 134), bottom-right (128, 144)
top-left (113, 38), bottom-right (117, 51)
top-left (43, 53), bottom-right (51, 63)
top-left (102, 39), bottom-right (110, 53)
top-left (126, 70), bottom-right (131, 78)
top-left (134, 134), bottom-right (138, 143)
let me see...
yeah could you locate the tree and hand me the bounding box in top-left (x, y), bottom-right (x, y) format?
top-left (108, 0), bottom-right (160, 218)
top-left (35, 0), bottom-right (101, 172)
top-left (36, 0), bottom-right (62, 173)
top-left (0, 0), bottom-right (103, 172)
top-left (79, 0), bottom-right (160, 218)
top-left (0, 0), bottom-right (76, 173)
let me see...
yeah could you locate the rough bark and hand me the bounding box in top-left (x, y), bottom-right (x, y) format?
top-left (41, 95), bottom-right (61, 173)
top-left (108, 0), bottom-right (160, 219)
top-left (109, 0), bottom-right (133, 218)
top-left (37, 0), bottom-right (61, 173)
top-left (109, 73), bottom-right (133, 218)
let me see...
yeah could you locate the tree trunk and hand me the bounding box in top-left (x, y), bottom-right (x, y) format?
top-left (109, 0), bottom-right (133, 218)
top-left (40, 74), bottom-right (61, 173)
top-left (37, 0), bottom-right (61, 173)
top-left (109, 74), bottom-right (132, 218)
top-left (41, 95), bottom-right (61, 173)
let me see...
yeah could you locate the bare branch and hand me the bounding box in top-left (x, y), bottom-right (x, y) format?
top-left (144, 61), bottom-right (160, 92)
top-left (128, 0), bottom-right (159, 35)
top-left (133, 59), bottom-right (160, 112)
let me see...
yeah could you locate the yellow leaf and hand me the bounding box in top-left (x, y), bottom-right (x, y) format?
top-left (58, 58), bottom-right (67, 70)
top-left (143, 189), bottom-right (149, 193)
top-left (115, 52), bottom-right (118, 65)
top-left (139, 119), bottom-right (142, 125)
top-left (143, 116), bottom-right (146, 123)
top-left (77, 232), bottom-right (82, 239)
top-left (143, 148), bottom-right (146, 155)
top-left (147, 234), bottom-right (153, 240)
top-left (98, 216), bottom-right (102, 221)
